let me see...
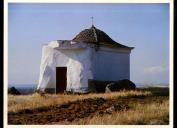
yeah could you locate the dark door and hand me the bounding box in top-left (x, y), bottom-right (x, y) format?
top-left (56, 67), bottom-right (67, 93)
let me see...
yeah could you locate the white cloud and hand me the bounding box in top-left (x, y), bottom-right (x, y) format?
top-left (144, 65), bottom-right (168, 73)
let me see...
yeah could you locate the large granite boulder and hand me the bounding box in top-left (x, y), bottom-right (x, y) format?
top-left (8, 87), bottom-right (21, 95)
top-left (88, 79), bottom-right (115, 93)
top-left (105, 79), bottom-right (136, 92)
top-left (88, 79), bottom-right (136, 93)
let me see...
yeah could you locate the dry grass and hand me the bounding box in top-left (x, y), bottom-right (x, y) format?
top-left (8, 90), bottom-right (152, 113)
top-left (8, 87), bottom-right (169, 125)
top-left (63, 99), bottom-right (169, 125)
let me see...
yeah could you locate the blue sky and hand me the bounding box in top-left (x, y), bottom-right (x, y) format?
top-left (8, 3), bottom-right (169, 85)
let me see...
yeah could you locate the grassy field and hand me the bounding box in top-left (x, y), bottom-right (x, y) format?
top-left (8, 90), bottom-right (151, 113)
top-left (8, 87), bottom-right (169, 125)
top-left (67, 98), bottom-right (169, 125)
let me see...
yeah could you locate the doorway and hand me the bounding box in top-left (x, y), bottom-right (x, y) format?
top-left (56, 67), bottom-right (67, 93)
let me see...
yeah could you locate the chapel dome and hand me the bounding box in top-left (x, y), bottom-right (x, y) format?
top-left (72, 25), bottom-right (133, 49)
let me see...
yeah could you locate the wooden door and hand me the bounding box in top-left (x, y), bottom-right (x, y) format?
top-left (56, 67), bottom-right (67, 93)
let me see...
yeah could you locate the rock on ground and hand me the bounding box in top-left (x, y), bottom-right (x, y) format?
top-left (8, 87), bottom-right (21, 95)
top-left (105, 79), bottom-right (136, 92)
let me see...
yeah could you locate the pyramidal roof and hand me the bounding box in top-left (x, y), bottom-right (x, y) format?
top-left (72, 25), bottom-right (134, 49)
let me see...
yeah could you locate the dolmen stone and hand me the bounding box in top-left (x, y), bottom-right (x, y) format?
top-left (105, 79), bottom-right (136, 92)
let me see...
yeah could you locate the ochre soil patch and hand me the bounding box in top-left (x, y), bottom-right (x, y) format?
top-left (8, 96), bottom-right (168, 124)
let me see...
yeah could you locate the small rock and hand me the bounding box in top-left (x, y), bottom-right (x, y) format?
top-left (149, 120), bottom-right (166, 125)
top-left (105, 83), bottom-right (114, 93)
top-left (8, 87), bottom-right (21, 95)
top-left (105, 106), bottom-right (115, 114)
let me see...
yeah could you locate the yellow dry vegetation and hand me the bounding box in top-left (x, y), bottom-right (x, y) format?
top-left (8, 90), bottom-right (151, 113)
top-left (60, 99), bottom-right (169, 125)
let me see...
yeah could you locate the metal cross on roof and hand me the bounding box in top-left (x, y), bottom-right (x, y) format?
top-left (91, 16), bottom-right (94, 26)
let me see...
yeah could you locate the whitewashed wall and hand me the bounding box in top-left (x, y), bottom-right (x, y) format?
top-left (92, 47), bottom-right (130, 81)
top-left (37, 41), bottom-right (93, 92)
